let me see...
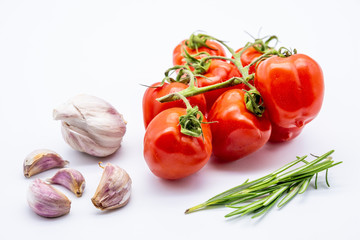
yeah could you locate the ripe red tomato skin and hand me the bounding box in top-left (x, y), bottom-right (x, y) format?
top-left (143, 108), bottom-right (212, 180)
top-left (197, 59), bottom-right (243, 111)
top-left (173, 39), bottom-right (226, 66)
top-left (255, 54), bottom-right (324, 136)
top-left (142, 82), bottom-right (207, 128)
top-left (208, 89), bottom-right (271, 162)
top-left (269, 124), bottom-right (303, 142)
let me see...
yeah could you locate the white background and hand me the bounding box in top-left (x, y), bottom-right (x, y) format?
top-left (0, 0), bottom-right (359, 239)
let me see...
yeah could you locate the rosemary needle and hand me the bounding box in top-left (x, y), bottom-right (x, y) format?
top-left (185, 150), bottom-right (342, 218)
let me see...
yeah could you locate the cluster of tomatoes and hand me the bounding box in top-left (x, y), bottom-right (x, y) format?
top-left (142, 33), bottom-right (324, 180)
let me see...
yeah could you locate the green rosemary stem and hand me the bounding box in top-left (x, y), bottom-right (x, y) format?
top-left (185, 150), bottom-right (342, 218)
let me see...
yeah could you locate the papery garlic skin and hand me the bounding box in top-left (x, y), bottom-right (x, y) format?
top-left (53, 94), bottom-right (127, 157)
top-left (47, 168), bottom-right (86, 197)
top-left (23, 149), bottom-right (69, 178)
top-left (27, 179), bottom-right (71, 218)
top-left (91, 163), bottom-right (131, 210)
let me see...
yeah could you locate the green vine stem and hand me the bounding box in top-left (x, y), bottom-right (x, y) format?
top-left (184, 34), bottom-right (295, 77)
top-left (182, 49), bottom-right (212, 75)
top-left (161, 68), bottom-right (208, 137)
top-left (159, 36), bottom-right (280, 117)
top-left (184, 33), bottom-right (219, 51)
top-left (164, 65), bottom-right (194, 84)
top-left (185, 150), bottom-right (342, 218)
top-left (156, 68), bottom-right (264, 117)
top-left (157, 34), bottom-right (297, 117)
top-left (141, 65), bottom-right (195, 89)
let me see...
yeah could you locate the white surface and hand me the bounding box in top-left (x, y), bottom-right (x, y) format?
top-left (0, 0), bottom-right (359, 239)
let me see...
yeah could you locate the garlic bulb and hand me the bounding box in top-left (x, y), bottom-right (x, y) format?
top-left (53, 94), bottom-right (127, 157)
top-left (27, 179), bottom-right (71, 218)
top-left (47, 168), bottom-right (86, 197)
top-left (91, 163), bottom-right (131, 210)
top-left (23, 149), bottom-right (69, 178)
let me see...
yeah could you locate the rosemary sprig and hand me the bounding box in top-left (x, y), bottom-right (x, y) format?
top-left (185, 150), bottom-right (342, 218)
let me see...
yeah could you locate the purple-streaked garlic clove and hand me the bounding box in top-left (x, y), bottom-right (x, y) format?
top-left (47, 168), bottom-right (86, 197)
top-left (27, 178), bottom-right (71, 218)
top-left (91, 162), bottom-right (131, 210)
top-left (53, 94), bottom-right (127, 157)
top-left (23, 149), bottom-right (69, 178)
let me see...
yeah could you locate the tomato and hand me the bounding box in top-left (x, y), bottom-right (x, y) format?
top-left (197, 59), bottom-right (243, 111)
top-left (208, 89), bottom-right (271, 161)
top-left (142, 82), bottom-right (207, 128)
top-left (269, 124), bottom-right (303, 142)
top-left (235, 46), bottom-right (263, 75)
top-left (173, 39), bottom-right (226, 66)
top-left (143, 108), bottom-right (212, 179)
top-left (255, 54), bottom-right (324, 142)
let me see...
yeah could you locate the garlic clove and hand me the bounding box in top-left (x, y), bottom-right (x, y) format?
top-left (47, 168), bottom-right (86, 197)
top-left (91, 163), bottom-right (131, 210)
top-left (53, 94), bottom-right (127, 157)
top-left (27, 178), bottom-right (71, 218)
top-left (23, 149), bottom-right (69, 178)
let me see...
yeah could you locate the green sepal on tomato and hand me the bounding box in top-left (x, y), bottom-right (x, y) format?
top-left (142, 82), bottom-right (207, 128)
top-left (173, 35), bottom-right (226, 66)
top-left (208, 89), bottom-right (271, 161)
top-left (255, 53), bottom-right (324, 142)
top-left (143, 107), bottom-right (212, 180)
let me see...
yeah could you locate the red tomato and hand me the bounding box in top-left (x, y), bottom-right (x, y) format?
top-left (142, 82), bottom-right (207, 128)
top-left (208, 89), bottom-right (271, 161)
top-left (173, 39), bottom-right (226, 66)
top-left (197, 59), bottom-right (243, 111)
top-left (143, 108), bottom-right (212, 179)
top-left (269, 124), bottom-right (303, 142)
top-left (255, 54), bottom-right (324, 141)
top-left (235, 46), bottom-right (263, 75)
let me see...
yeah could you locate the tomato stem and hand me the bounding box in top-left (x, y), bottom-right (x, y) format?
top-left (157, 73), bottom-right (264, 117)
top-left (185, 33), bottom-right (219, 51)
top-left (158, 34), bottom-right (290, 117)
top-left (181, 48), bottom-right (212, 75)
top-left (171, 92), bottom-right (206, 138)
top-left (157, 76), bottom-right (241, 102)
